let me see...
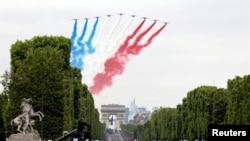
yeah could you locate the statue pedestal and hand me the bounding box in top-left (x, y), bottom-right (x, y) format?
top-left (6, 133), bottom-right (41, 141)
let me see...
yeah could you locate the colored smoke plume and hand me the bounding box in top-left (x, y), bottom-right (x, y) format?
top-left (90, 21), bottom-right (166, 94)
top-left (70, 18), bottom-right (99, 70)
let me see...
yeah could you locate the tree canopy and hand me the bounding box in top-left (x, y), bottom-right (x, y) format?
top-left (123, 75), bottom-right (249, 141)
top-left (0, 35), bottom-right (104, 140)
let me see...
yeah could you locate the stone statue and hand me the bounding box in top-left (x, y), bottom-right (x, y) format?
top-left (10, 98), bottom-right (44, 134)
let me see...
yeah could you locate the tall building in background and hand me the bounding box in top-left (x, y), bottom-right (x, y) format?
top-left (128, 99), bottom-right (139, 120)
top-left (125, 107), bottom-right (129, 124)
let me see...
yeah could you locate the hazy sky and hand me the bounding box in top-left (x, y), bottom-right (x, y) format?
top-left (0, 0), bottom-right (249, 112)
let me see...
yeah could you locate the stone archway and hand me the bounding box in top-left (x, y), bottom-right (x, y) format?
top-left (100, 104), bottom-right (125, 130)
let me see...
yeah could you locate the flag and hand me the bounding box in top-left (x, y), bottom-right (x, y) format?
top-left (109, 116), bottom-right (113, 125)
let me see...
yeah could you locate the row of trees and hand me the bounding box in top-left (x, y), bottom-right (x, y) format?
top-left (0, 36), bottom-right (105, 140)
top-left (122, 74), bottom-right (250, 141)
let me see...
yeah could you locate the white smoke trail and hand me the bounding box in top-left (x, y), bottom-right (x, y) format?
top-left (110, 16), bottom-right (135, 52)
top-left (82, 16), bottom-right (134, 88)
top-left (96, 16), bottom-right (110, 43)
top-left (103, 16), bottom-right (135, 55)
top-left (82, 17), bottom-right (112, 87)
top-left (105, 15), bottom-right (123, 43)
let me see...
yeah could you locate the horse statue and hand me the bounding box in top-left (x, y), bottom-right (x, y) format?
top-left (10, 114), bottom-right (25, 133)
top-left (10, 98), bottom-right (44, 134)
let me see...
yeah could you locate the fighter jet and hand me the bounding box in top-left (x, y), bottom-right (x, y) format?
top-left (106, 14), bottom-right (112, 17)
top-left (153, 19), bottom-right (159, 22)
top-left (83, 18), bottom-right (89, 20)
top-left (142, 17), bottom-right (148, 20)
top-left (131, 15), bottom-right (136, 17)
top-left (95, 16), bottom-right (100, 19)
top-left (118, 13), bottom-right (125, 16)
top-left (72, 18), bottom-right (79, 21)
top-left (163, 22), bottom-right (168, 25)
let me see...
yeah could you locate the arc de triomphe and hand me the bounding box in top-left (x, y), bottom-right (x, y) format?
top-left (100, 104), bottom-right (125, 130)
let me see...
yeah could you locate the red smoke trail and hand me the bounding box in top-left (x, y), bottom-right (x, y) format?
top-left (126, 21), bottom-right (157, 49)
top-left (117, 20), bottom-right (146, 52)
top-left (89, 20), bottom-right (145, 94)
top-left (127, 23), bottom-right (167, 55)
top-left (90, 21), bottom-right (166, 95)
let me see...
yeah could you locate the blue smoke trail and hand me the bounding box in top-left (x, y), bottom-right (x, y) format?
top-left (85, 18), bottom-right (99, 54)
top-left (70, 20), bottom-right (79, 68)
top-left (70, 20), bottom-right (78, 43)
top-left (70, 18), bottom-right (99, 71)
top-left (72, 19), bottom-right (89, 70)
top-left (77, 19), bottom-right (88, 49)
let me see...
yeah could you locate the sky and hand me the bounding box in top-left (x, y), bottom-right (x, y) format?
top-left (0, 0), bottom-right (249, 112)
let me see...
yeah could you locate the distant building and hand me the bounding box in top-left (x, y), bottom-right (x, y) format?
top-left (137, 107), bottom-right (147, 113)
top-left (100, 104), bottom-right (125, 130)
top-left (128, 119), bottom-right (134, 124)
top-left (152, 107), bottom-right (159, 113)
top-left (128, 99), bottom-right (139, 120)
top-left (125, 107), bottom-right (129, 124)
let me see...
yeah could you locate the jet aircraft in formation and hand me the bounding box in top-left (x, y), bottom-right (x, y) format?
top-left (118, 13), bottom-right (124, 16)
top-left (106, 14), bottom-right (112, 17)
top-left (72, 13), bottom-right (168, 24)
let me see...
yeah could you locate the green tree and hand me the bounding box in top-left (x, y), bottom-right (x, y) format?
top-left (125, 75), bottom-right (248, 141)
top-left (0, 71), bottom-right (10, 140)
top-left (178, 86), bottom-right (227, 140)
top-left (226, 75), bottom-right (250, 124)
top-left (5, 36), bottom-right (72, 140)
top-left (8, 46), bottom-right (66, 139)
top-left (2, 35), bottom-right (105, 140)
